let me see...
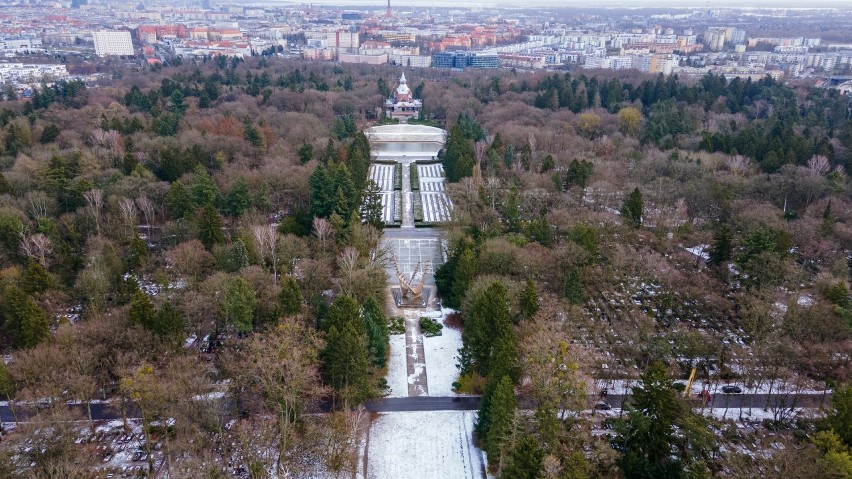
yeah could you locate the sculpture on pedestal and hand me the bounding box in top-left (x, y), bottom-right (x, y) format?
top-left (392, 255), bottom-right (430, 300)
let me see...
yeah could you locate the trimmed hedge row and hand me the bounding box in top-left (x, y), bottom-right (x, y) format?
top-left (394, 163), bottom-right (402, 190)
top-left (410, 163), bottom-right (420, 190)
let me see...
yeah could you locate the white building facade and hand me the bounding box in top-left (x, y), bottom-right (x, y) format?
top-left (92, 31), bottom-right (134, 56)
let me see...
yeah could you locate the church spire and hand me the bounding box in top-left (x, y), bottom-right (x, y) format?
top-left (399, 72), bottom-right (407, 85)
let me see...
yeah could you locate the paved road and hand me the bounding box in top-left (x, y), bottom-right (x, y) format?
top-left (1, 393), bottom-right (829, 422)
top-left (366, 396), bottom-right (482, 412)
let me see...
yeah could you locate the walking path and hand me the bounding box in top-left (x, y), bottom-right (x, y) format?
top-left (364, 123), bottom-right (484, 479)
top-left (405, 312), bottom-right (428, 396)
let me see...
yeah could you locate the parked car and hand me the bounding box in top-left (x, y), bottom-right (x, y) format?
top-left (594, 401), bottom-right (612, 410)
top-left (721, 385), bottom-right (742, 394)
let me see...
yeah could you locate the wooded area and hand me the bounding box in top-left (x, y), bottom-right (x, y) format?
top-left (0, 56), bottom-right (850, 478)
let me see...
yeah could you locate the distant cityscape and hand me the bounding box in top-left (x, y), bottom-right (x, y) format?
top-left (1, 1), bottom-right (852, 97)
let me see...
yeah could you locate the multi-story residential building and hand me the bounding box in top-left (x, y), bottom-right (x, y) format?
top-left (0, 63), bottom-right (68, 83)
top-left (92, 30), bottom-right (134, 56)
top-left (0, 37), bottom-right (42, 52)
top-left (435, 51), bottom-right (498, 68)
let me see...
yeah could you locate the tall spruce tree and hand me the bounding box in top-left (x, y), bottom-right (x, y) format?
top-left (519, 278), bottom-right (539, 321)
top-left (225, 176), bottom-right (252, 216)
top-left (127, 289), bottom-right (156, 330)
top-left (1, 285), bottom-right (49, 348)
top-left (153, 301), bottom-right (184, 341)
top-left (348, 131), bottom-right (371, 189)
top-left (223, 276), bottom-right (257, 333)
top-left (443, 123), bottom-right (476, 182)
top-left (361, 180), bottom-right (384, 229)
top-left (362, 296), bottom-right (389, 367)
top-left (476, 375), bottom-right (517, 466)
top-left (708, 223), bottom-right (733, 266)
top-left (197, 204), bottom-right (225, 250)
top-left (612, 361), bottom-right (686, 479)
top-left (448, 248), bottom-right (477, 309)
top-left (620, 187), bottom-right (644, 228)
top-left (501, 435), bottom-right (544, 479)
top-left (21, 259), bottom-right (53, 294)
top-left (461, 281), bottom-right (518, 381)
top-left (166, 181), bottom-right (193, 219)
top-left (309, 164), bottom-right (331, 218)
top-left (323, 319), bottom-right (372, 404)
top-left (278, 275), bottom-right (303, 317)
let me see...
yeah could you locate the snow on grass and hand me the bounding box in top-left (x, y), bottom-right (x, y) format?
top-left (682, 244), bottom-right (709, 261)
top-left (385, 334), bottom-right (408, 398)
top-left (367, 411), bottom-right (484, 479)
top-left (422, 309), bottom-right (463, 396)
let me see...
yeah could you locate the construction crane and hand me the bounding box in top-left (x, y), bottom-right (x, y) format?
top-left (683, 367), bottom-right (697, 398)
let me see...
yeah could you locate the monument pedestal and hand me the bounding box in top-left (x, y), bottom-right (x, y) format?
top-left (392, 287), bottom-right (432, 308)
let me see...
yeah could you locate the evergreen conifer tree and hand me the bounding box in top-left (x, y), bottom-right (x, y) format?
top-left (449, 248), bottom-right (476, 309)
top-left (501, 435), bottom-right (544, 479)
top-left (278, 275), bottom-right (303, 317)
top-left (1, 285), bottom-right (49, 348)
top-left (190, 165), bottom-right (219, 207)
top-left (361, 180), bottom-right (384, 229)
top-left (478, 375), bottom-right (517, 463)
top-left (323, 321), bottom-right (372, 405)
top-left (127, 289), bottom-right (156, 330)
top-left (620, 187), bottom-right (644, 228)
top-left (21, 259), bottom-right (53, 294)
top-left (362, 297), bottom-right (389, 367)
top-left (126, 235), bottom-right (150, 272)
top-left (223, 276), bottom-right (257, 333)
top-left (708, 223), bottom-right (733, 266)
top-left (153, 301), bottom-right (184, 341)
top-left (519, 278), bottom-right (539, 321)
top-left (166, 181), bottom-right (193, 220)
top-left (197, 204), bottom-right (225, 250)
top-left (225, 176), bottom-right (252, 216)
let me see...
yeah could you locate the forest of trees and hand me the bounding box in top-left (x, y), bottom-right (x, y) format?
top-left (0, 54), bottom-right (849, 478)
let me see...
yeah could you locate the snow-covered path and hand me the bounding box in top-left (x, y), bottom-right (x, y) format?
top-left (405, 312), bottom-right (429, 396)
top-left (366, 411), bottom-right (485, 479)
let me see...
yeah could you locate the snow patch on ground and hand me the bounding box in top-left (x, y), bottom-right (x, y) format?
top-left (422, 309), bottom-right (463, 396)
top-left (385, 334), bottom-right (408, 398)
top-left (682, 244), bottom-right (710, 261)
top-left (367, 411), bottom-right (485, 479)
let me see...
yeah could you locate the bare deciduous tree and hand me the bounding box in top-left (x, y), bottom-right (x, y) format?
top-left (118, 197), bottom-right (137, 238)
top-left (313, 217), bottom-right (333, 251)
top-left (807, 154), bottom-right (831, 177)
top-left (136, 195), bottom-right (155, 245)
top-left (20, 233), bottom-right (53, 266)
top-left (83, 189), bottom-right (104, 236)
top-left (726, 154), bottom-right (752, 176)
top-left (90, 128), bottom-right (122, 167)
top-left (253, 224), bottom-right (281, 285)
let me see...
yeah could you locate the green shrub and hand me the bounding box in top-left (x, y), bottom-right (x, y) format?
top-left (413, 192), bottom-right (424, 222)
top-left (393, 192), bottom-right (402, 224)
top-left (410, 163), bottom-right (420, 190)
top-left (388, 316), bottom-right (405, 334)
top-left (419, 317), bottom-right (443, 337)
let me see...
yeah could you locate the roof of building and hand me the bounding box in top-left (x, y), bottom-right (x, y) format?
top-left (396, 72), bottom-right (409, 95)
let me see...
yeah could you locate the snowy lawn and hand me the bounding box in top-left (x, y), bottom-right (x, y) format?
top-left (385, 334), bottom-right (408, 398)
top-left (422, 309), bottom-right (463, 396)
top-left (367, 411), bottom-right (484, 479)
